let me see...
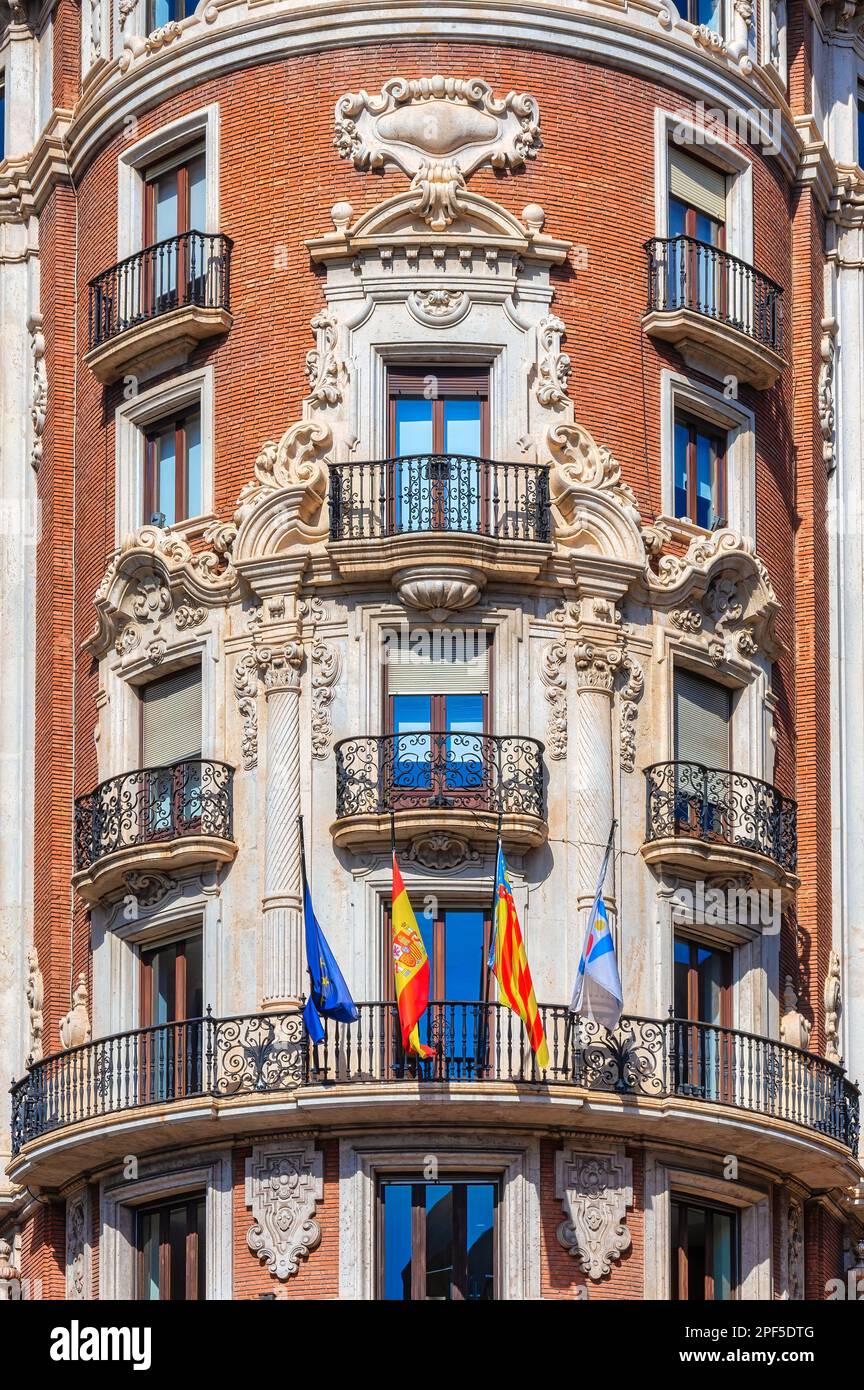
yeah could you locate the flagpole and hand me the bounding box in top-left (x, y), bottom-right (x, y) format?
top-left (566, 816), bottom-right (619, 1066)
top-left (479, 813), bottom-right (502, 1079)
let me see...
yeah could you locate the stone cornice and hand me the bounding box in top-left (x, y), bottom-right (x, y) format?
top-left (57, 1), bottom-right (804, 184)
top-left (25, 110), bottom-right (73, 216)
top-left (794, 114), bottom-right (840, 215)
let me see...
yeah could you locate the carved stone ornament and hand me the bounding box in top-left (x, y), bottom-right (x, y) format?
top-left (333, 76), bottom-right (541, 230)
top-left (66, 1188), bottom-right (92, 1301)
top-left (546, 421), bottom-right (642, 530)
top-left (60, 973), bottom-right (92, 1051)
top-left (245, 1142), bottom-right (324, 1281)
top-left (555, 1146), bottom-right (633, 1280)
top-left (28, 314), bottom-right (47, 473)
top-left (311, 640), bottom-right (342, 759)
top-left (779, 975), bottom-right (812, 1051)
top-left (25, 947), bottom-right (44, 1068)
top-left (394, 567), bottom-right (483, 621)
top-left (819, 325), bottom-right (836, 473)
top-left (783, 1198), bottom-right (805, 1301)
top-left (406, 288), bottom-right (471, 327)
top-left (823, 948), bottom-right (842, 1064)
top-left (540, 640), bottom-right (568, 760)
top-left (404, 832), bottom-right (481, 870)
top-left (123, 869), bottom-right (174, 908)
top-left (616, 649), bottom-right (645, 774)
top-left (304, 311), bottom-right (344, 407)
top-left (574, 641), bottom-right (620, 694)
top-left (233, 650), bottom-right (261, 770)
top-left (535, 314), bottom-right (571, 407)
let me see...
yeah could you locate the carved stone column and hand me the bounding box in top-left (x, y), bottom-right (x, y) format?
top-left (573, 642), bottom-right (619, 922)
top-left (260, 643), bottom-right (305, 1007)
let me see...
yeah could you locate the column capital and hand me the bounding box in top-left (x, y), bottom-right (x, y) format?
top-left (573, 641), bottom-right (623, 694)
top-left (259, 642), bottom-right (304, 694)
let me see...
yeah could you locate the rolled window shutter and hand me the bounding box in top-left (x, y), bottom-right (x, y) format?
top-left (674, 669), bottom-right (731, 768)
top-left (387, 367), bottom-right (489, 397)
top-left (142, 666), bottom-right (203, 766)
top-left (386, 639), bottom-right (489, 694)
top-left (669, 148), bottom-right (727, 224)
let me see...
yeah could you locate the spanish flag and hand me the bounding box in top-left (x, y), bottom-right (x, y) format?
top-left (391, 852), bottom-right (435, 1059)
top-left (488, 843), bottom-right (549, 1070)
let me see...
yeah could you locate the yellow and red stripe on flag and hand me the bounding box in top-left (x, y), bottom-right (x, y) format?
top-left (489, 844), bottom-right (549, 1070)
top-left (391, 852), bottom-right (435, 1059)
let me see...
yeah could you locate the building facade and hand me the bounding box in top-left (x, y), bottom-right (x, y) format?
top-left (1, 0), bottom-right (863, 1301)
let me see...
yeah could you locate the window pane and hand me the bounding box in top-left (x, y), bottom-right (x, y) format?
top-left (444, 693), bottom-right (483, 789)
top-left (686, 1205), bottom-right (708, 1301)
top-left (139, 1210), bottom-right (161, 1301)
top-left (155, 428), bottom-right (177, 526)
top-left (696, 0), bottom-right (722, 32)
top-left (185, 935), bottom-right (204, 1018)
top-left (443, 398), bottom-right (482, 455)
top-left (392, 694), bottom-right (431, 790)
top-left (668, 197), bottom-right (688, 239)
top-left (466, 1185), bottom-right (495, 1301)
top-left (697, 945), bottom-right (728, 1027)
top-left (394, 398), bottom-right (433, 455)
top-left (188, 155), bottom-right (206, 232)
top-left (695, 430), bottom-right (718, 528)
top-left (425, 1184), bottom-right (455, 1301)
top-left (673, 420), bottom-right (690, 519)
top-left (185, 411), bottom-right (202, 519)
top-left (382, 1184), bottom-right (413, 1300)
top-left (154, 169), bottom-right (178, 242)
top-left (711, 1211), bottom-right (734, 1301)
top-left (168, 1205), bottom-right (187, 1301)
top-left (443, 909), bottom-right (485, 1002)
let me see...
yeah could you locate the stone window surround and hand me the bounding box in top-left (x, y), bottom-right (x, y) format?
top-left (653, 108), bottom-right (754, 267)
top-left (116, 103), bottom-right (221, 261)
top-left (91, 867), bottom-right (224, 1036)
top-left (100, 1148), bottom-right (232, 1300)
top-left (113, 364), bottom-right (216, 544)
top-left (659, 369), bottom-right (756, 543)
top-left (643, 1153), bottom-right (772, 1299)
top-left (662, 903), bottom-right (778, 1040)
top-left (338, 1132), bottom-right (541, 1300)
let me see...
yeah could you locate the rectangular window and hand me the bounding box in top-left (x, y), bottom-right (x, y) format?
top-left (136, 1194), bottom-right (206, 1301)
top-left (146, 0), bottom-right (198, 35)
top-left (385, 635), bottom-right (489, 805)
top-left (139, 932), bottom-right (204, 1102)
top-left (379, 1179), bottom-right (497, 1300)
top-left (671, 1198), bottom-right (737, 1301)
top-left (144, 408), bottom-right (202, 527)
top-left (682, 0), bottom-right (724, 35)
top-left (673, 936), bottom-right (732, 1027)
top-left (140, 665), bottom-right (203, 839)
top-left (673, 412), bottom-right (727, 530)
top-left (388, 368), bottom-right (489, 532)
top-left (674, 669), bottom-right (731, 769)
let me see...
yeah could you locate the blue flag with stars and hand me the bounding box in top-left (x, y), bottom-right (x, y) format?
top-left (302, 876), bottom-right (358, 1044)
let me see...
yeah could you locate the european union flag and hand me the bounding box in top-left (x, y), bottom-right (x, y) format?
top-left (302, 877), bottom-right (358, 1044)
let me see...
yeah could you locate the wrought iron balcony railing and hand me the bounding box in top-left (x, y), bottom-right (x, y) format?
top-left (11, 1005), bottom-right (858, 1155)
top-left (644, 761), bottom-right (797, 874)
top-left (74, 759), bottom-right (234, 872)
top-left (328, 455), bottom-right (551, 542)
top-left (644, 235), bottom-right (783, 353)
top-left (334, 732), bottom-right (545, 821)
top-left (88, 230), bottom-right (232, 349)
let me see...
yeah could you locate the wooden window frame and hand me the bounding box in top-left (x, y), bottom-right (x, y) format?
top-left (673, 934), bottom-right (733, 1101)
top-left (376, 1175), bottom-right (499, 1302)
top-left (673, 411), bottom-right (728, 530)
top-left (135, 1193), bottom-right (205, 1301)
top-left (143, 408), bottom-right (200, 528)
top-left (671, 1196), bottom-right (739, 1302)
top-left (139, 931), bottom-right (204, 1103)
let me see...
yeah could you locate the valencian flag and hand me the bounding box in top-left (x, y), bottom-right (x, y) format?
top-left (488, 842), bottom-right (549, 1070)
top-left (300, 820), bottom-right (358, 1044)
top-left (391, 851), bottom-right (435, 1059)
top-left (569, 820), bottom-right (623, 1031)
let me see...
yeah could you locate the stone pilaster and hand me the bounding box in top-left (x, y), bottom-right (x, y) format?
top-left (573, 641), bottom-right (620, 922)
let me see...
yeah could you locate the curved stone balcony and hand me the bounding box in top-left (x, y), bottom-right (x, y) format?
top-left (9, 1005), bottom-right (859, 1190)
top-left (642, 760), bottom-right (798, 891)
top-left (331, 731), bottom-right (546, 850)
top-left (327, 456), bottom-right (552, 599)
top-left (643, 236), bottom-right (786, 389)
top-left (72, 759), bottom-right (236, 903)
top-left (85, 230), bottom-right (233, 384)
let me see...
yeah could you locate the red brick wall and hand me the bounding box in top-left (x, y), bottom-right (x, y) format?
top-left (19, 1201), bottom-right (65, 1300)
top-left (232, 1140), bottom-right (339, 1298)
top-left (804, 1201), bottom-right (845, 1300)
top-left (539, 1138), bottom-right (644, 1298)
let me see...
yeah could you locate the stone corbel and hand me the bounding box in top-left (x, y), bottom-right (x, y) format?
top-left (534, 314), bottom-right (571, 408)
top-left (229, 421), bottom-right (332, 567)
top-left (555, 1146), bottom-right (633, 1280)
top-left (245, 1142), bottom-right (324, 1280)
